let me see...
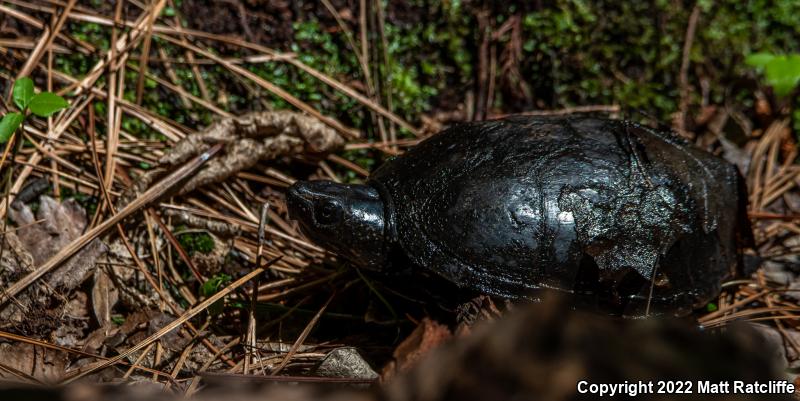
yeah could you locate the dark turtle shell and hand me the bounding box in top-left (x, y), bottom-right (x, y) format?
top-left (368, 116), bottom-right (750, 314)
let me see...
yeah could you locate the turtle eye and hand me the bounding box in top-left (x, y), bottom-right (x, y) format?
top-left (314, 200), bottom-right (342, 225)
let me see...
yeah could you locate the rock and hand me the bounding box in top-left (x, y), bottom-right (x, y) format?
top-left (314, 347), bottom-right (377, 381)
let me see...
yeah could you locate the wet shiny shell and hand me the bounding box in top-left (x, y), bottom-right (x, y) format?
top-left (368, 116), bottom-right (747, 314)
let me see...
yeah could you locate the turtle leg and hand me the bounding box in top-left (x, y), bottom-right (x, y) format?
top-left (454, 295), bottom-right (506, 335)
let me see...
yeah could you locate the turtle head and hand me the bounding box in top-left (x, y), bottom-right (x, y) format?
top-left (287, 180), bottom-right (388, 269)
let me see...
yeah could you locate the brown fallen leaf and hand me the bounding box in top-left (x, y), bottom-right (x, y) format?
top-left (1, 196), bottom-right (105, 336)
top-left (0, 343), bottom-right (69, 383)
top-left (54, 291), bottom-right (91, 348)
top-left (9, 196), bottom-right (106, 290)
top-left (91, 269), bottom-right (119, 327)
top-left (380, 318), bottom-right (452, 381)
top-left (381, 296), bottom-right (506, 381)
top-left (81, 323), bottom-right (120, 356)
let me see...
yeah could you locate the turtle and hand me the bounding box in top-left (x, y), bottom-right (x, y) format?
top-left (286, 116), bottom-right (753, 315)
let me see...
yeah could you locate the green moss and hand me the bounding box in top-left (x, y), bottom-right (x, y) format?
top-left (177, 230), bottom-right (215, 255)
top-left (41, 0), bottom-right (800, 142)
top-left (513, 0), bottom-right (800, 120)
top-left (380, 1), bottom-right (474, 120)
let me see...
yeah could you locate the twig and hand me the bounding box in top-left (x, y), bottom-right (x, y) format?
top-left (245, 203), bottom-right (270, 375)
top-left (270, 291), bottom-right (336, 375)
top-left (676, 4), bottom-right (700, 134)
top-left (14, 0), bottom-right (76, 81)
top-left (200, 371), bottom-right (377, 384)
top-left (134, 0), bottom-right (158, 104)
top-left (122, 342), bottom-right (156, 379)
top-left (149, 209), bottom-right (204, 281)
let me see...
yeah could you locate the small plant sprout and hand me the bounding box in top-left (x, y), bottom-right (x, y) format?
top-left (0, 77), bottom-right (69, 144)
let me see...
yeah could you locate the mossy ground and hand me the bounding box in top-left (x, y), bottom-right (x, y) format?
top-left (17, 0), bottom-right (798, 152)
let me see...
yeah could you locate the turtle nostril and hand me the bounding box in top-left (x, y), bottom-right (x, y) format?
top-left (287, 181), bottom-right (313, 201)
top-left (286, 183), bottom-right (309, 218)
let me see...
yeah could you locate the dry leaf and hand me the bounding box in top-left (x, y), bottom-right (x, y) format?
top-left (0, 197), bottom-right (105, 336)
top-left (91, 269), bottom-right (119, 327)
top-left (9, 196), bottom-right (106, 290)
top-left (82, 323), bottom-right (120, 355)
top-left (54, 291), bottom-right (91, 348)
top-left (381, 318), bottom-right (452, 381)
top-left (0, 343), bottom-right (69, 383)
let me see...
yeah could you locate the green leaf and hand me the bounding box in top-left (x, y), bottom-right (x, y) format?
top-left (28, 92), bottom-right (69, 117)
top-left (745, 52), bottom-right (775, 69)
top-left (12, 77), bottom-right (34, 110)
top-left (200, 274), bottom-right (231, 318)
top-left (0, 112), bottom-right (24, 144)
top-left (200, 274), bottom-right (231, 297)
top-left (764, 55), bottom-right (800, 97)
